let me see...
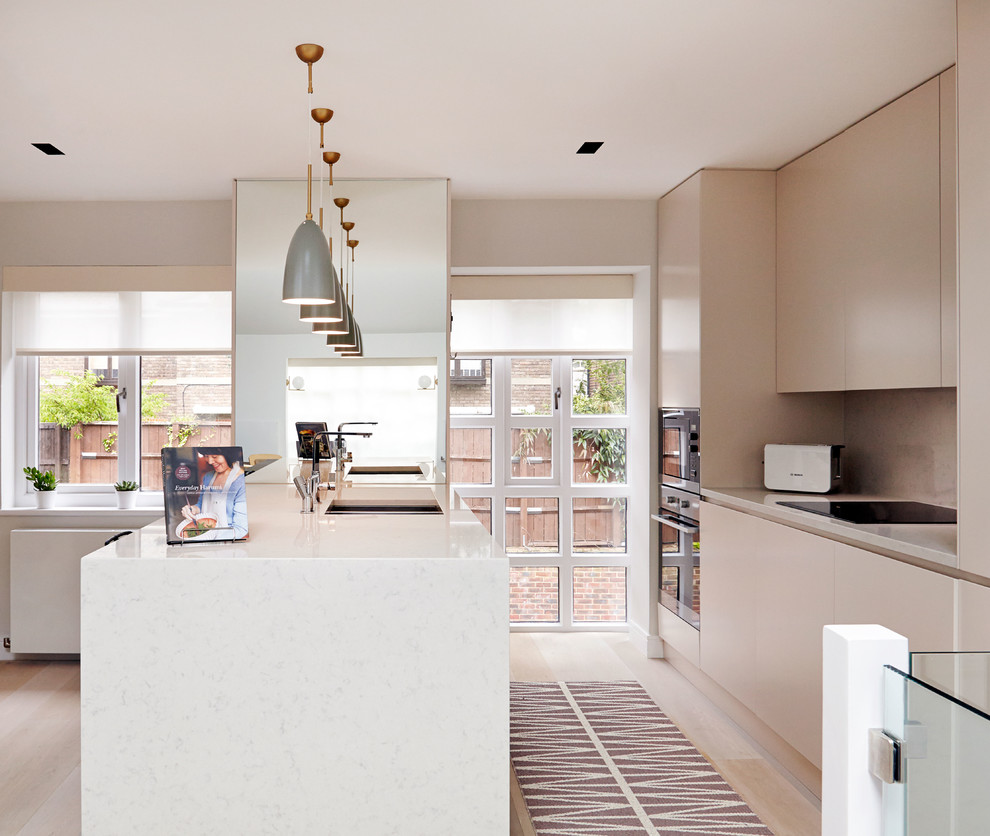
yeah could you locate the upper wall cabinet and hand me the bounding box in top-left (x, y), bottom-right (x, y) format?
top-left (777, 71), bottom-right (956, 392)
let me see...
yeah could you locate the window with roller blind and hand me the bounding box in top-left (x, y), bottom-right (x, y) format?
top-left (449, 275), bottom-right (635, 630)
top-left (3, 269), bottom-right (233, 508)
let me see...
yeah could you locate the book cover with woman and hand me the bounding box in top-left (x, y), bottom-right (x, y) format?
top-left (162, 446), bottom-right (249, 544)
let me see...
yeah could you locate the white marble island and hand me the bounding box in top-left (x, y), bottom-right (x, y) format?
top-left (80, 479), bottom-right (508, 835)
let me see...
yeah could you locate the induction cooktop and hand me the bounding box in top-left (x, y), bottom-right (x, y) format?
top-left (777, 500), bottom-right (957, 525)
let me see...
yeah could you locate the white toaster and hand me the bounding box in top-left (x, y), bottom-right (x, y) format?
top-left (764, 444), bottom-right (843, 493)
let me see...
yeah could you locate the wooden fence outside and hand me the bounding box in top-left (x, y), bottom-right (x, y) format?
top-left (450, 428), bottom-right (626, 551)
top-left (39, 422), bottom-right (232, 490)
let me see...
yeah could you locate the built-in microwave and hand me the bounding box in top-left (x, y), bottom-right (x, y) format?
top-left (661, 408), bottom-right (700, 494)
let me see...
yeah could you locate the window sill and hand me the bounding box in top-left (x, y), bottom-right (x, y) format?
top-left (0, 506), bottom-right (164, 517)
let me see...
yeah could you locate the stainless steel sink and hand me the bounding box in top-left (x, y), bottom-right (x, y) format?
top-left (346, 465), bottom-right (424, 475)
top-left (325, 498), bottom-right (442, 515)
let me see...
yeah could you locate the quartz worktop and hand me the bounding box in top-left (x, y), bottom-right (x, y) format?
top-left (95, 480), bottom-right (496, 561)
top-left (80, 478), bottom-right (508, 835)
top-left (703, 486), bottom-right (956, 570)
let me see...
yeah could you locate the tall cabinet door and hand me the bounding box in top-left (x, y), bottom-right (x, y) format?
top-left (940, 67), bottom-right (957, 387)
top-left (777, 75), bottom-right (944, 392)
top-left (841, 77), bottom-right (941, 390)
top-left (776, 119), bottom-right (849, 393)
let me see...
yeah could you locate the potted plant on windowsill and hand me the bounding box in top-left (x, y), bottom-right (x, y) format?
top-left (114, 480), bottom-right (139, 510)
top-left (23, 466), bottom-right (58, 510)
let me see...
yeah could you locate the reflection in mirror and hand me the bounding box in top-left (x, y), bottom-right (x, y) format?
top-left (286, 359), bottom-right (439, 473)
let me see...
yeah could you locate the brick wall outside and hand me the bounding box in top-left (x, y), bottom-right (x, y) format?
top-left (450, 359), bottom-right (492, 414)
top-left (141, 355), bottom-right (231, 419)
top-left (40, 355), bottom-right (231, 421)
top-left (511, 358), bottom-right (552, 415)
top-left (573, 566), bottom-right (627, 622)
top-left (510, 567), bottom-right (559, 623)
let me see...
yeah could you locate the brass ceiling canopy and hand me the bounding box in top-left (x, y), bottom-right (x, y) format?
top-left (311, 108), bottom-right (333, 149)
top-left (323, 151), bottom-right (340, 185)
top-left (285, 42), bottom-right (365, 355)
top-left (295, 44), bottom-right (324, 93)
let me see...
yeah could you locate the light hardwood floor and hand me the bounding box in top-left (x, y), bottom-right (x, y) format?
top-left (0, 661), bottom-right (81, 836)
top-left (1, 634), bottom-right (821, 836)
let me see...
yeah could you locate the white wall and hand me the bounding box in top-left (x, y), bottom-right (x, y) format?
top-left (285, 360), bottom-right (438, 462)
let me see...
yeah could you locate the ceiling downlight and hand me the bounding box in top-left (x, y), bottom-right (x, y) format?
top-left (32, 143), bottom-right (64, 156)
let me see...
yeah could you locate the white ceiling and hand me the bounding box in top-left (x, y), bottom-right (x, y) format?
top-left (0, 0), bottom-right (956, 203)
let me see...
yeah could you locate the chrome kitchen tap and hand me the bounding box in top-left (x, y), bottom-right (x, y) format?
top-left (297, 426), bottom-right (375, 512)
top-left (331, 422), bottom-right (378, 488)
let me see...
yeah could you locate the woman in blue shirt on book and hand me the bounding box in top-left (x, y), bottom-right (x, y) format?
top-left (181, 447), bottom-right (248, 539)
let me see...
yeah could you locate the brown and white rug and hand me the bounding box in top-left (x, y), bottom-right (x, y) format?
top-left (510, 681), bottom-right (774, 835)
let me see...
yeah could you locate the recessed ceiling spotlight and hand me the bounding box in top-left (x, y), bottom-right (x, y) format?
top-left (576, 141), bottom-right (604, 154)
top-left (32, 143), bottom-right (64, 156)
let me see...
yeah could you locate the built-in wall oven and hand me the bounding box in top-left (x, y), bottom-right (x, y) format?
top-left (657, 408), bottom-right (701, 629)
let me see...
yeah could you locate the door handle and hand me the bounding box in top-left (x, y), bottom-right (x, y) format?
top-left (651, 513), bottom-right (700, 534)
top-left (554, 386), bottom-right (561, 410)
top-left (115, 387), bottom-right (127, 413)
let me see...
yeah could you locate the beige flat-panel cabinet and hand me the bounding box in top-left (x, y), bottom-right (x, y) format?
top-left (701, 502), bottom-right (834, 766)
top-left (777, 74), bottom-right (950, 392)
top-left (776, 116), bottom-right (849, 392)
top-left (699, 502), bottom-right (759, 709)
top-left (833, 543), bottom-right (954, 651)
top-left (750, 515), bottom-right (835, 767)
top-left (940, 67), bottom-right (957, 387)
top-left (658, 173), bottom-right (701, 409)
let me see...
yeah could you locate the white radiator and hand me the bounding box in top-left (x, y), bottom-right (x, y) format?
top-left (9, 529), bottom-right (121, 654)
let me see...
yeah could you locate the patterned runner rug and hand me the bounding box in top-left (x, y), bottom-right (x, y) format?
top-left (510, 681), bottom-right (775, 835)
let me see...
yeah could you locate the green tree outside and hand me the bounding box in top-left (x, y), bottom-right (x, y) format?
top-left (39, 369), bottom-right (168, 437)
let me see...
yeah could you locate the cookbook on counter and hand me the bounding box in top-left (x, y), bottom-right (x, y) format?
top-left (161, 446), bottom-right (249, 545)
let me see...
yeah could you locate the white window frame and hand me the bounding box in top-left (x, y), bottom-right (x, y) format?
top-left (451, 353), bottom-right (631, 631)
top-left (16, 355), bottom-right (141, 508)
top-left (1, 271), bottom-right (233, 511)
top-left (14, 354), bottom-right (230, 509)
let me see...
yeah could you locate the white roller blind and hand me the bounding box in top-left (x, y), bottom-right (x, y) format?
top-left (11, 290), bottom-right (232, 355)
top-left (450, 298), bottom-right (633, 353)
top-left (450, 274), bottom-right (633, 300)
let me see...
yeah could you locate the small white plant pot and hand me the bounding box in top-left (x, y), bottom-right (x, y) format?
top-left (35, 490), bottom-right (56, 510)
top-left (116, 491), bottom-right (137, 510)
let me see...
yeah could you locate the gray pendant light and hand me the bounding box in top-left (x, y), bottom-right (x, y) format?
top-left (299, 150), bottom-right (347, 320)
top-left (281, 45), bottom-right (335, 306)
top-left (298, 261), bottom-right (344, 321)
top-left (337, 320), bottom-right (363, 356)
top-left (337, 237), bottom-right (363, 356)
top-left (313, 297), bottom-right (351, 335)
top-left (326, 313), bottom-right (357, 348)
top-left (282, 218), bottom-right (335, 304)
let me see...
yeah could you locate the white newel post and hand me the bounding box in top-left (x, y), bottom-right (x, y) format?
top-left (822, 624), bottom-right (909, 836)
